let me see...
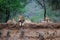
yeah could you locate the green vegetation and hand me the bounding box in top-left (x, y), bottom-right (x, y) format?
top-left (46, 0), bottom-right (60, 22)
top-left (0, 0), bottom-right (27, 22)
top-left (0, 0), bottom-right (60, 23)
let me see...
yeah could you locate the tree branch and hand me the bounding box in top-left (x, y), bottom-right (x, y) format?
top-left (36, 0), bottom-right (44, 8)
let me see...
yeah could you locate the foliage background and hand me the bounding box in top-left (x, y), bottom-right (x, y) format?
top-left (0, 0), bottom-right (60, 23)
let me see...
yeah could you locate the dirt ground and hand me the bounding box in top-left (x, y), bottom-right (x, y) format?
top-left (0, 28), bottom-right (60, 40)
top-left (0, 23), bottom-right (60, 40)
